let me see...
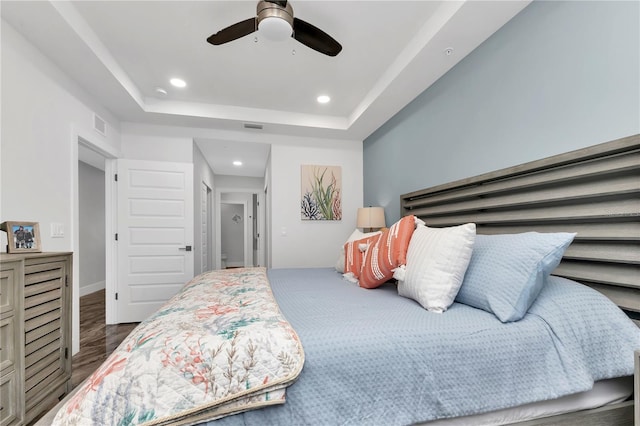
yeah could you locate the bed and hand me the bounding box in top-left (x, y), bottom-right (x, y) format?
top-left (45, 134), bottom-right (640, 425)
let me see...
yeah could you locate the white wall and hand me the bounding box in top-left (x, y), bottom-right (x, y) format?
top-left (78, 161), bottom-right (106, 296)
top-left (120, 130), bottom-right (193, 162)
top-left (1, 21), bottom-right (121, 250)
top-left (1, 21), bottom-right (122, 354)
top-left (215, 175), bottom-right (264, 191)
top-left (270, 140), bottom-right (363, 268)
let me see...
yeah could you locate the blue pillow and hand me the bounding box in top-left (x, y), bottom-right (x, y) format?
top-left (455, 232), bottom-right (576, 322)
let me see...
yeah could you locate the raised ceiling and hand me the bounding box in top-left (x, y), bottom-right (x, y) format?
top-left (1, 0), bottom-right (530, 175)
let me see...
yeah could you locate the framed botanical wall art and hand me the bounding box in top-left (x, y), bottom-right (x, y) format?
top-left (301, 165), bottom-right (342, 220)
top-left (0, 221), bottom-right (42, 253)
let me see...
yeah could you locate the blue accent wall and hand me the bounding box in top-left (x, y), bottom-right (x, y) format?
top-left (364, 1), bottom-right (639, 225)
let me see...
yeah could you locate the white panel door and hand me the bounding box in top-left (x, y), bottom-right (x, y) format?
top-left (117, 159), bottom-right (194, 323)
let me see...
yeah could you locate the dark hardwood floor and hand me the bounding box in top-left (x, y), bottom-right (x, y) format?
top-left (72, 289), bottom-right (139, 387)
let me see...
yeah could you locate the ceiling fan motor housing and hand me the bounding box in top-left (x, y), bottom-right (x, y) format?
top-left (257, 1), bottom-right (294, 39)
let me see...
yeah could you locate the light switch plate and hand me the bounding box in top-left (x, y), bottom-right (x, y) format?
top-left (51, 222), bottom-right (64, 238)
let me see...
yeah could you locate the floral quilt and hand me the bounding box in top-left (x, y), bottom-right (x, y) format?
top-left (53, 268), bottom-right (305, 426)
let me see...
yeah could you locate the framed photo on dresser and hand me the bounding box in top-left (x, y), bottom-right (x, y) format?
top-left (0, 221), bottom-right (42, 253)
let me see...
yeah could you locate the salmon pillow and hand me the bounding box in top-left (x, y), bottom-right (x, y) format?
top-left (359, 215), bottom-right (420, 289)
top-left (342, 234), bottom-right (380, 283)
top-left (336, 229), bottom-right (382, 273)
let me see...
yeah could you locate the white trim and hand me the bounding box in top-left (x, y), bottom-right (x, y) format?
top-left (71, 128), bottom-right (80, 355)
top-left (79, 280), bottom-right (106, 297)
top-left (215, 189), bottom-right (222, 270)
top-left (201, 181), bottom-right (213, 274)
top-left (77, 127), bottom-right (121, 159)
top-left (104, 159), bottom-right (118, 325)
top-left (256, 191), bottom-right (266, 267)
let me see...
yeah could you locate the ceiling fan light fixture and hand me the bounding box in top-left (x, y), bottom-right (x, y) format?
top-left (258, 16), bottom-right (292, 41)
top-left (257, 1), bottom-right (293, 41)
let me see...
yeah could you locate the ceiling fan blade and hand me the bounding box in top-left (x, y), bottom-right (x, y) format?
top-left (207, 18), bottom-right (256, 45)
top-left (292, 17), bottom-right (342, 57)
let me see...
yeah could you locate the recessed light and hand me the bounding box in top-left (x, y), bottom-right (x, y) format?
top-left (317, 95), bottom-right (330, 104)
top-left (155, 87), bottom-right (167, 96)
top-left (170, 78), bottom-right (187, 88)
top-left (233, 161), bottom-right (243, 166)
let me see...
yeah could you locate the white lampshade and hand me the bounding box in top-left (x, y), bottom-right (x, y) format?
top-left (258, 16), bottom-right (292, 41)
top-left (357, 207), bottom-right (386, 230)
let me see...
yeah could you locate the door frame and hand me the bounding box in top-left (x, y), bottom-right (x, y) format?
top-left (105, 158), bottom-right (118, 324)
top-left (215, 189), bottom-right (265, 270)
top-left (200, 182), bottom-right (213, 274)
top-left (71, 126), bottom-right (121, 352)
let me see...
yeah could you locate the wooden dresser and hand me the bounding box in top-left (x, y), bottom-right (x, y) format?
top-left (0, 252), bottom-right (72, 425)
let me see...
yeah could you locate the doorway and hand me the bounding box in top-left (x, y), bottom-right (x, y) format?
top-left (216, 190), bottom-right (265, 269)
top-left (72, 131), bottom-right (119, 353)
top-left (220, 202), bottom-right (246, 268)
top-left (78, 159), bottom-right (106, 297)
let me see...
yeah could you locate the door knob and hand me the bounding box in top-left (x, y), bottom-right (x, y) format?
top-left (179, 245), bottom-right (192, 251)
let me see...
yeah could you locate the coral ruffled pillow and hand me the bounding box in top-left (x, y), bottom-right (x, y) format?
top-left (358, 215), bottom-right (419, 289)
top-left (343, 234), bottom-right (381, 281)
top-left (336, 229), bottom-right (382, 273)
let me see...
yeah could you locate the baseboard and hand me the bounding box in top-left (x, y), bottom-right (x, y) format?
top-left (226, 261), bottom-right (244, 268)
top-left (80, 280), bottom-right (106, 297)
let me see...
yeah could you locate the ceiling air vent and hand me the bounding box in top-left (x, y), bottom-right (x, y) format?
top-left (93, 113), bottom-right (106, 136)
top-left (243, 123), bottom-right (263, 130)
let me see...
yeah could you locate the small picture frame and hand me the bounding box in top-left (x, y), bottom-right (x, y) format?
top-left (0, 221), bottom-right (42, 253)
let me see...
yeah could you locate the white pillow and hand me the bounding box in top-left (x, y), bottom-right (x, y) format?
top-left (398, 223), bottom-right (476, 313)
top-left (335, 229), bottom-right (382, 273)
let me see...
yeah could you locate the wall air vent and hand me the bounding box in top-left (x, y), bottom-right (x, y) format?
top-left (93, 113), bottom-right (107, 136)
top-left (243, 123), bottom-right (263, 130)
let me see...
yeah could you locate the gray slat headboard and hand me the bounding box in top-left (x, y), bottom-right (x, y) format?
top-left (401, 134), bottom-right (640, 318)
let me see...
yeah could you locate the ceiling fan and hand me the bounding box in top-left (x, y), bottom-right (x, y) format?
top-left (206, 1), bottom-right (342, 57)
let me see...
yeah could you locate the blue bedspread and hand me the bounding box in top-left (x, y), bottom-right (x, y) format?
top-left (210, 268), bottom-right (640, 425)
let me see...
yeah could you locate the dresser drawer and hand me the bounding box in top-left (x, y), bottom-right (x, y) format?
top-left (0, 371), bottom-right (18, 426)
top-left (0, 317), bottom-right (16, 373)
top-left (0, 267), bottom-right (17, 315)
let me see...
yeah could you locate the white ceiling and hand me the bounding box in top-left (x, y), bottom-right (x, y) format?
top-left (1, 0), bottom-right (530, 176)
